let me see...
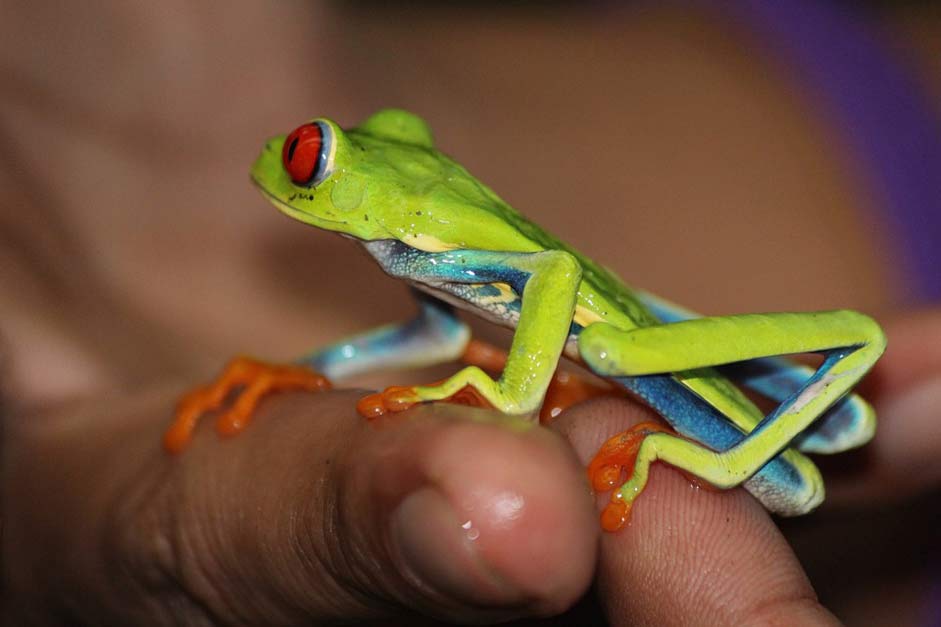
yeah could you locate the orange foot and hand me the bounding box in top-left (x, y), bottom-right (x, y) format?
top-left (356, 381), bottom-right (494, 419)
top-left (587, 421), bottom-right (674, 532)
top-left (164, 357), bottom-right (331, 453)
top-left (355, 338), bottom-right (620, 421)
top-left (463, 339), bottom-right (619, 424)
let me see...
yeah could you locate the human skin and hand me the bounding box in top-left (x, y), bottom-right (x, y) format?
top-left (3, 3), bottom-right (941, 625)
top-left (5, 316), bottom-right (941, 625)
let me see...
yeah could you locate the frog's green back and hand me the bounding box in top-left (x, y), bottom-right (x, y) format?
top-left (464, 169), bottom-right (658, 326)
top-left (345, 119), bottom-right (659, 330)
top-left (429, 147), bottom-right (660, 330)
top-left (257, 108), bottom-right (659, 330)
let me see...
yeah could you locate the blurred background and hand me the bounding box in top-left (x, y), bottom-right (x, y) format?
top-left (2, 1), bottom-right (939, 624)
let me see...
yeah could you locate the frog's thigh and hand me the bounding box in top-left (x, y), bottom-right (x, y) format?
top-left (412, 250), bottom-right (581, 414)
top-left (300, 291), bottom-right (469, 381)
top-left (635, 291), bottom-right (876, 454)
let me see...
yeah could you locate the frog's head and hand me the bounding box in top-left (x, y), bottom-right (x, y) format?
top-left (251, 109), bottom-right (458, 244)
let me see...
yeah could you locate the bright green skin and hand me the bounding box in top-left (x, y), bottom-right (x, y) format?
top-left (251, 109), bottom-right (886, 518)
top-left (253, 110), bottom-right (655, 330)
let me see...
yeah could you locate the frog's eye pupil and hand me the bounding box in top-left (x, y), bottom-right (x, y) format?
top-left (282, 122), bottom-right (330, 186)
top-left (286, 136), bottom-right (300, 162)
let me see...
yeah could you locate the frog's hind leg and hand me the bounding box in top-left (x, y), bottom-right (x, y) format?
top-left (165, 292), bottom-right (469, 452)
top-left (579, 311), bottom-right (886, 530)
top-left (720, 358), bottom-right (876, 454)
top-left (595, 374), bottom-right (826, 529)
top-left (635, 290), bottom-right (878, 454)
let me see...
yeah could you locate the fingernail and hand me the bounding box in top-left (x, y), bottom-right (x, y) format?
top-left (391, 487), bottom-right (515, 606)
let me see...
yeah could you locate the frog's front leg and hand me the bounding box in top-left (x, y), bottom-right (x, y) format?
top-left (360, 248), bottom-right (581, 418)
top-left (165, 358), bottom-right (331, 453)
top-left (164, 292), bottom-right (469, 453)
top-left (579, 311), bottom-right (886, 530)
top-left (459, 338), bottom-right (618, 423)
top-left (302, 290), bottom-right (470, 381)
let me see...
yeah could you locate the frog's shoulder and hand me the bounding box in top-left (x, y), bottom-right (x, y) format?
top-left (464, 187), bottom-right (658, 326)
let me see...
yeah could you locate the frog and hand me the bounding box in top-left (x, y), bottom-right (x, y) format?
top-left (164, 109), bottom-right (886, 531)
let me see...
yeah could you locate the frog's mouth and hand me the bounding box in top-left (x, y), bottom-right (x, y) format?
top-left (252, 179), bottom-right (349, 229)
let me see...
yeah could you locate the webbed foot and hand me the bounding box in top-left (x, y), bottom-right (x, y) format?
top-left (588, 421), bottom-right (674, 531)
top-left (164, 357), bottom-right (331, 453)
top-left (356, 381), bottom-right (494, 418)
top-left (355, 338), bottom-right (617, 421)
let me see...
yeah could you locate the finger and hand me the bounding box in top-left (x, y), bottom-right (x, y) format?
top-left (827, 309), bottom-right (941, 503)
top-left (162, 389), bottom-right (598, 624)
top-left (864, 309), bottom-right (941, 392)
top-left (555, 397), bottom-right (840, 626)
top-left (5, 386), bottom-right (599, 624)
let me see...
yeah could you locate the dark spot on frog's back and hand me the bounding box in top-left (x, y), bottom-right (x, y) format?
top-left (364, 214), bottom-right (369, 221)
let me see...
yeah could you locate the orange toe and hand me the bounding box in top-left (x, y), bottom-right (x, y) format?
top-left (215, 404), bottom-right (253, 436)
top-left (164, 358), bottom-right (330, 453)
top-left (356, 381), bottom-right (497, 420)
top-left (587, 421), bottom-right (674, 531)
top-left (587, 421), bottom-right (673, 491)
top-left (600, 499), bottom-right (631, 532)
top-left (163, 411), bottom-right (200, 454)
top-left (355, 393), bottom-right (388, 419)
top-left (356, 385), bottom-right (422, 419)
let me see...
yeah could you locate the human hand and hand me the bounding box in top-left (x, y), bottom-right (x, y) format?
top-left (5, 310), bottom-right (939, 625)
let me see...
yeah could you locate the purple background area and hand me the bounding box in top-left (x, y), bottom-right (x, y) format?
top-left (694, 0), bottom-right (941, 302)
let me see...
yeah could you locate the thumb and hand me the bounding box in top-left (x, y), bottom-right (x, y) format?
top-left (160, 390), bottom-right (598, 624)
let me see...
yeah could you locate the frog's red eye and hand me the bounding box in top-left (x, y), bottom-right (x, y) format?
top-left (282, 121), bottom-right (332, 186)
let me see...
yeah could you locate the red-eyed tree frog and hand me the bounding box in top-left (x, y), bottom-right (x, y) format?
top-left (164, 109), bottom-right (886, 531)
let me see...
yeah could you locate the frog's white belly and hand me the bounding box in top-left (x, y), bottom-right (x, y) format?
top-left (410, 280), bottom-right (583, 360)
